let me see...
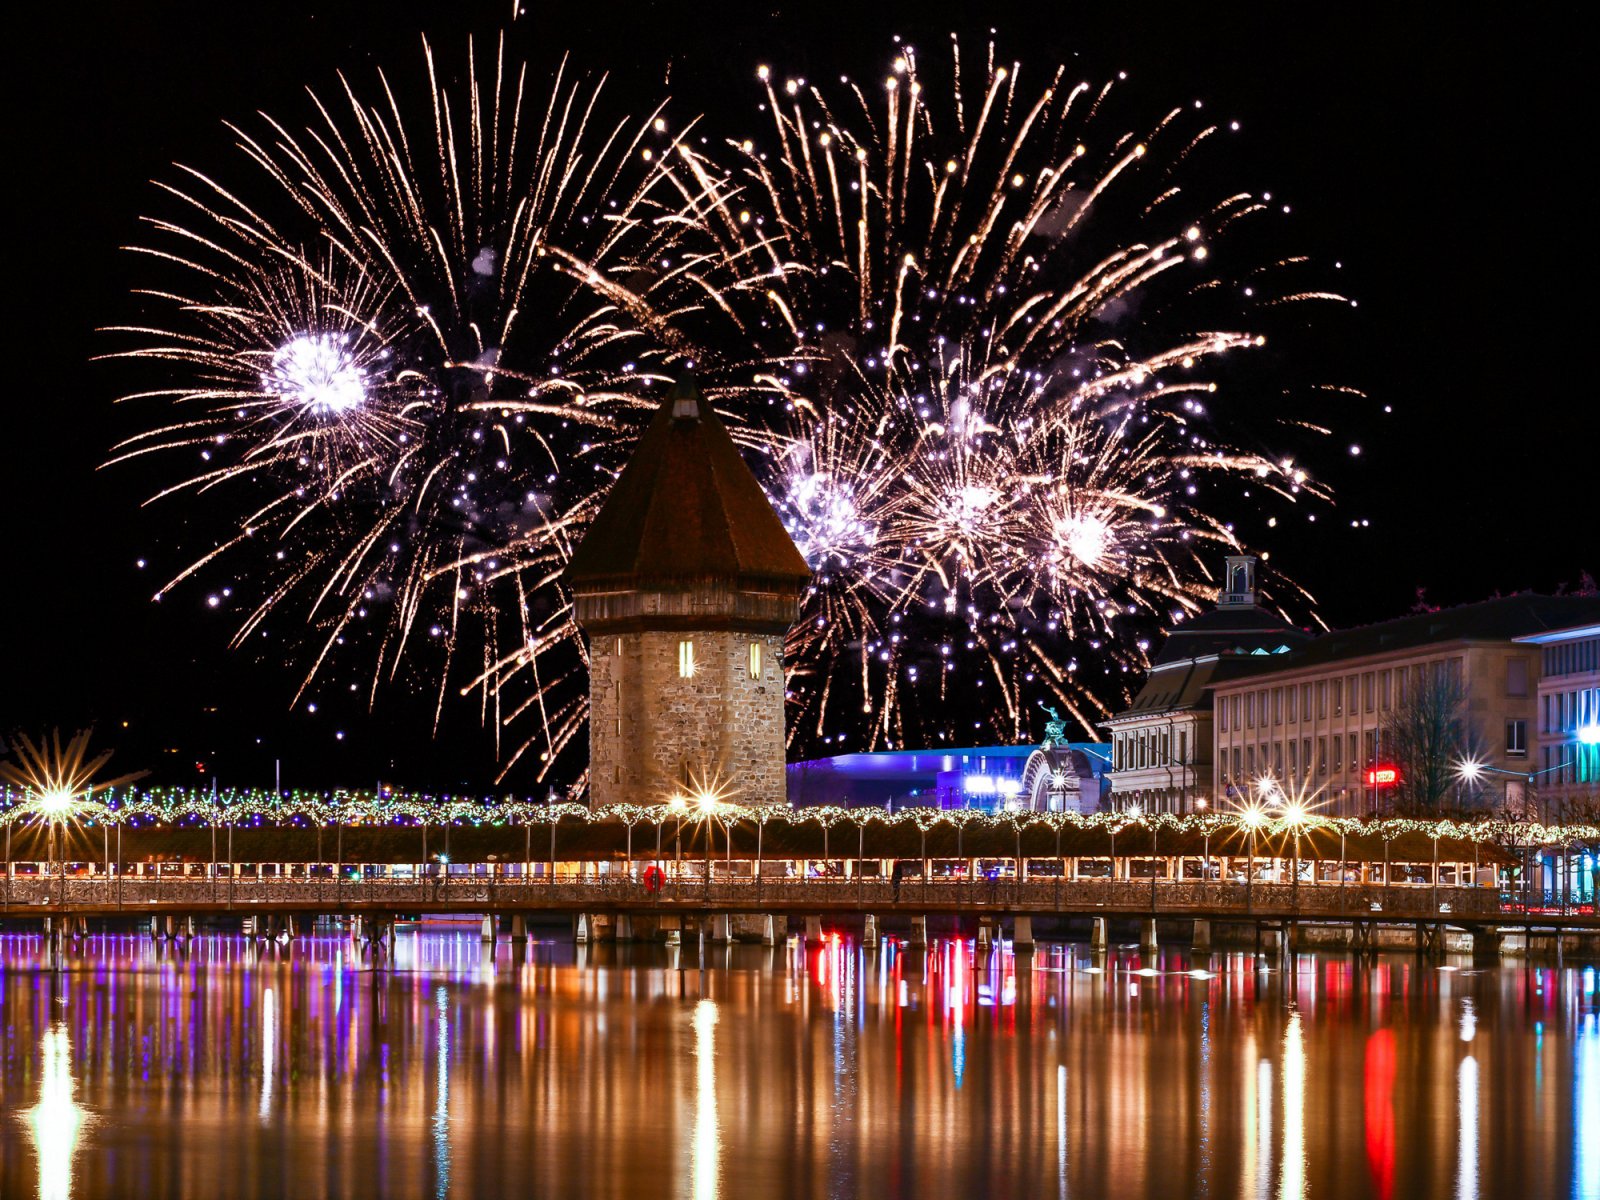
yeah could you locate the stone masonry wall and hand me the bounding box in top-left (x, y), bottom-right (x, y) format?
top-left (588, 628), bottom-right (788, 807)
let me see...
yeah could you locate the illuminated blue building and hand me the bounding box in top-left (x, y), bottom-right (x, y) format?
top-left (786, 742), bottom-right (1109, 813)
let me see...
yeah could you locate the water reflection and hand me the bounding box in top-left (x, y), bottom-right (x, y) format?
top-left (26, 1023), bottom-right (86, 1200)
top-left (693, 1000), bottom-right (720, 1200)
top-left (0, 931), bottom-right (1594, 1199)
top-left (1281, 1011), bottom-right (1305, 1200)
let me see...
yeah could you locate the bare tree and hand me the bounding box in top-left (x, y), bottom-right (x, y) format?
top-left (1379, 667), bottom-right (1480, 815)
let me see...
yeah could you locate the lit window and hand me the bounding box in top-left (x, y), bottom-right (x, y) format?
top-left (748, 641), bottom-right (762, 679)
top-left (1506, 719), bottom-right (1527, 758)
top-left (677, 639), bottom-right (695, 678)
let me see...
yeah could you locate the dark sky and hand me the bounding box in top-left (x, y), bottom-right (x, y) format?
top-left (4, 2), bottom-right (1589, 791)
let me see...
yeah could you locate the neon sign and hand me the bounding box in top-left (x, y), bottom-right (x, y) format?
top-left (1364, 764), bottom-right (1400, 788)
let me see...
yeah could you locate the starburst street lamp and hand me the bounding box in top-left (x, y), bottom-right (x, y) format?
top-left (1238, 802), bottom-right (1267, 912)
top-left (1282, 799), bottom-right (1310, 908)
top-left (1, 730), bottom-right (146, 904)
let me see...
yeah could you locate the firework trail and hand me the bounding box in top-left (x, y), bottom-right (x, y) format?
top-left (104, 38), bottom-right (761, 781)
top-left (677, 38), bottom-right (1350, 751)
top-left (107, 34), bottom-right (1352, 783)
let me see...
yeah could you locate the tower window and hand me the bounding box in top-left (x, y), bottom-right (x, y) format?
top-left (749, 641), bottom-right (762, 679)
top-left (677, 639), bottom-right (695, 678)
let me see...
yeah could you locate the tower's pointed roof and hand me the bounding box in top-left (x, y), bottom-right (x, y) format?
top-left (567, 374), bottom-right (812, 592)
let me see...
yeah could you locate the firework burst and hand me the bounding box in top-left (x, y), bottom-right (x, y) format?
top-left (107, 34), bottom-right (1352, 783)
top-left (672, 38), bottom-right (1350, 751)
top-left (104, 38), bottom-right (764, 781)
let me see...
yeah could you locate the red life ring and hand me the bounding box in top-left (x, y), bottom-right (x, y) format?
top-left (642, 864), bottom-right (665, 894)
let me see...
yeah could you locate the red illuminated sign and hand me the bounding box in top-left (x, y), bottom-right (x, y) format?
top-left (1364, 764), bottom-right (1400, 787)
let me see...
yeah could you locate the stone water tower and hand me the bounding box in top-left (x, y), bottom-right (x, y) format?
top-left (566, 375), bottom-right (812, 806)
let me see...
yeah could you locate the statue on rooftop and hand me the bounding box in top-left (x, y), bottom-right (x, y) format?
top-left (1037, 701), bottom-right (1067, 748)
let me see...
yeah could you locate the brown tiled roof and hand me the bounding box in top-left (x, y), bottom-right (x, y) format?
top-left (566, 375), bottom-right (812, 592)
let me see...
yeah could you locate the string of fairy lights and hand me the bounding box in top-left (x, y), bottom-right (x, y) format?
top-left (1, 785), bottom-right (1594, 847)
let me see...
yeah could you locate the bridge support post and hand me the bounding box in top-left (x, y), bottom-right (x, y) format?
top-left (1191, 919), bottom-right (1212, 953)
top-left (614, 914), bottom-right (633, 942)
top-left (804, 915), bottom-right (824, 947)
top-left (1090, 917), bottom-right (1108, 952)
top-left (909, 915), bottom-right (928, 948)
top-left (760, 914), bottom-right (777, 946)
top-left (1140, 918), bottom-right (1158, 953)
top-left (481, 914), bottom-right (497, 944)
top-left (575, 913), bottom-right (590, 944)
top-left (511, 914), bottom-right (529, 944)
top-left (1471, 927), bottom-right (1503, 962)
top-left (862, 914), bottom-right (879, 948)
top-left (1013, 915), bottom-right (1034, 950)
top-left (976, 922), bottom-right (993, 949)
top-left (663, 915), bottom-right (681, 947)
top-left (710, 913), bottom-right (733, 944)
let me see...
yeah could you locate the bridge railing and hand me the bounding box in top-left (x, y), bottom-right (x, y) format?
top-left (0, 874), bottom-right (1501, 917)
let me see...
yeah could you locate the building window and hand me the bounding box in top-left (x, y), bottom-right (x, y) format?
top-left (1317, 681), bottom-right (1327, 720)
top-left (1286, 686), bottom-right (1296, 724)
top-left (1272, 688), bottom-right (1283, 725)
top-left (749, 641), bottom-right (763, 679)
top-left (1380, 670), bottom-right (1391, 711)
top-left (1331, 679), bottom-right (1343, 717)
top-left (1506, 657), bottom-right (1529, 698)
top-left (677, 639), bottom-right (696, 678)
top-left (1363, 672), bottom-right (1374, 713)
top-left (1219, 702), bottom-right (1228, 733)
top-left (1317, 737), bottom-right (1328, 775)
top-left (1348, 733), bottom-right (1358, 773)
top-left (1506, 719), bottom-right (1527, 758)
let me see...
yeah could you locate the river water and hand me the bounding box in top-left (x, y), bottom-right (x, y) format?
top-left (0, 928), bottom-right (1595, 1199)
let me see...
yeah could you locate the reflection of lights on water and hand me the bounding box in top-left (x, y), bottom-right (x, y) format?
top-left (1459, 998), bottom-right (1476, 1043)
top-left (1057, 1063), bottom-right (1069, 1200)
top-left (1578, 1014), bottom-right (1598, 1200)
top-left (27, 1023), bottom-right (86, 1200)
top-left (434, 987), bottom-right (450, 1200)
top-left (693, 1000), bottom-right (720, 1200)
top-left (259, 987), bottom-right (275, 1119)
top-left (1254, 1057), bottom-right (1273, 1200)
top-left (1197, 1003), bottom-right (1212, 1193)
top-left (1281, 1012), bottom-right (1306, 1200)
top-left (1456, 1054), bottom-right (1478, 1200)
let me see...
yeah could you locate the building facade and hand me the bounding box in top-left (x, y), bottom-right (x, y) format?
top-left (1515, 621), bottom-right (1600, 815)
top-left (1102, 557), bottom-right (1311, 813)
top-left (567, 376), bottom-right (812, 807)
top-left (1210, 595), bottom-right (1600, 816)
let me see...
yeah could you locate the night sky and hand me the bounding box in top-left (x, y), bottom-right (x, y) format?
top-left (4, 2), bottom-right (1589, 792)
